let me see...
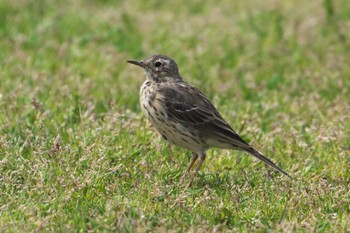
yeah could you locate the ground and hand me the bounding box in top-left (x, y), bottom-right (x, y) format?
top-left (0, 0), bottom-right (349, 232)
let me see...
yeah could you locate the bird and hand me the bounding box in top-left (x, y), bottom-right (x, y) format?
top-left (127, 54), bottom-right (291, 186)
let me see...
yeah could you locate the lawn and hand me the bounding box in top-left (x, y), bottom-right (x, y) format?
top-left (0, 0), bottom-right (349, 232)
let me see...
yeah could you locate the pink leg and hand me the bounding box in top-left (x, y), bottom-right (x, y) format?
top-left (188, 153), bottom-right (206, 187)
top-left (182, 153), bottom-right (198, 180)
top-left (185, 153), bottom-right (198, 173)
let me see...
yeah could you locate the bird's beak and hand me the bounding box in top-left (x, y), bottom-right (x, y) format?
top-left (127, 60), bottom-right (145, 68)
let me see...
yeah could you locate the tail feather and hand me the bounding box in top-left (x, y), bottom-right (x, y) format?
top-left (246, 147), bottom-right (292, 179)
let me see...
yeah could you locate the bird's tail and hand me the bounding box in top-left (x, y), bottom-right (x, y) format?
top-left (245, 147), bottom-right (292, 179)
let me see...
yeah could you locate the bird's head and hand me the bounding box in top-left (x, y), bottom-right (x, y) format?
top-left (127, 54), bottom-right (182, 82)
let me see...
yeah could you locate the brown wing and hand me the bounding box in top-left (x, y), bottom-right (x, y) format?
top-left (158, 82), bottom-right (250, 150)
top-left (158, 81), bottom-right (292, 178)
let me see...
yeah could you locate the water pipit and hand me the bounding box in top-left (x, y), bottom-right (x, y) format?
top-left (127, 54), bottom-right (291, 186)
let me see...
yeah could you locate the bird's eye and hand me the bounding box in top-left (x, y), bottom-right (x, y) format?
top-left (154, 61), bottom-right (162, 67)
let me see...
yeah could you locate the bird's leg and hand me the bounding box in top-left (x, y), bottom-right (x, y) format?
top-left (182, 153), bottom-right (198, 179)
top-left (188, 153), bottom-right (206, 187)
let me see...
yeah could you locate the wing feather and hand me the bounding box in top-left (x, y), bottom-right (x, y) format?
top-left (158, 82), bottom-right (250, 149)
top-left (157, 81), bottom-right (291, 178)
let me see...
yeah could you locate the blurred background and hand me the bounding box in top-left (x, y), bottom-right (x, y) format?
top-left (0, 0), bottom-right (349, 231)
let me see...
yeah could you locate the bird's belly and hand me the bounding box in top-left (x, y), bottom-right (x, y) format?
top-left (141, 97), bottom-right (204, 154)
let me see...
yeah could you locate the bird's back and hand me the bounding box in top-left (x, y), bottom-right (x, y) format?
top-left (140, 79), bottom-right (209, 154)
top-left (140, 79), bottom-right (251, 152)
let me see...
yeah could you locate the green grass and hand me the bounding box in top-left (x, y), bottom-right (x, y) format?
top-left (0, 0), bottom-right (349, 232)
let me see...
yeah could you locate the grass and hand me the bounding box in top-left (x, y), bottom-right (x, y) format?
top-left (0, 0), bottom-right (349, 232)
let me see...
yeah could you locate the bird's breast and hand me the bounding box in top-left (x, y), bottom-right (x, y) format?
top-left (140, 81), bottom-right (165, 119)
top-left (139, 81), bottom-right (205, 153)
